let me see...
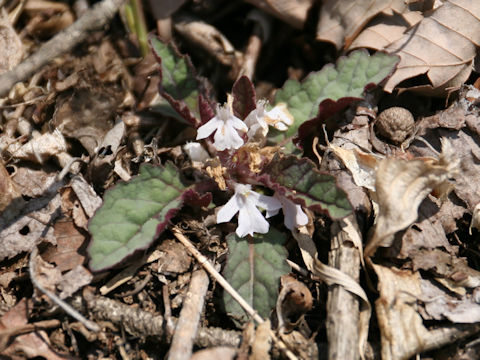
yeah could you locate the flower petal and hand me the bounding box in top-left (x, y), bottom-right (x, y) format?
top-left (265, 103), bottom-right (294, 131)
top-left (229, 116), bottom-right (248, 132)
top-left (213, 123), bottom-right (244, 150)
top-left (279, 196), bottom-right (308, 230)
top-left (237, 199), bottom-right (270, 237)
top-left (257, 194), bottom-right (282, 214)
top-left (217, 194), bottom-right (240, 223)
top-left (196, 117), bottom-right (222, 140)
top-left (183, 142), bottom-right (210, 162)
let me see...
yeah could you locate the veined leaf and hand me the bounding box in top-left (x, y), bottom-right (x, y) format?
top-left (88, 162), bottom-right (205, 271)
top-left (260, 155), bottom-right (352, 219)
top-left (223, 228), bottom-right (290, 324)
top-left (273, 50), bottom-right (399, 139)
top-left (150, 36), bottom-right (202, 126)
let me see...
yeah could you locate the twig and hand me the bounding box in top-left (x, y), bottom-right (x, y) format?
top-left (172, 227), bottom-right (299, 360)
top-left (327, 216), bottom-right (362, 360)
top-left (0, 0), bottom-right (125, 97)
top-left (0, 319), bottom-right (61, 352)
top-left (168, 269), bottom-right (210, 360)
top-left (74, 291), bottom-right (242, 347)
top-left (163, 284), bottom-right (175, 336)
top-left (172, 227), bottom-right (262, 323)
top-left (29, 247), bottom-right (101, 332)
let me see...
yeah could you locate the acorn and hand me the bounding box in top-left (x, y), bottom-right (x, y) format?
top-left (375, 107), bottom-right (414, 145)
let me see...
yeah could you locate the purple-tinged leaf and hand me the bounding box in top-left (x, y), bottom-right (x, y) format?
top-left (260, 155), bottom-right (352, 219)
top-left (198, 93), bottom-right (215, 125)
top-left (182, 188), bottom-right (212, 208)
top-left (232, 76), bottom-right (257, 119)
top-left (88, 162), bottom-right (197, 271)
top-left (150, 36), bottom-right (201, 127)
top-left (271, 50), bottom-right (399, 147)
top-left (295, 97), bottom-right (360, 149)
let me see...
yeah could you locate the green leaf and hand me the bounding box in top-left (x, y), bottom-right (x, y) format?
top-left (223, 228), bottom-right (290, 325)
top-left (274, 50), bottom-right (399, 138)
top-left (261, 155), bottom-right (352, 219)
top-left (150, 36), bottom-right (201, 126)
top-left (88, 162), bottom-right (187, 272)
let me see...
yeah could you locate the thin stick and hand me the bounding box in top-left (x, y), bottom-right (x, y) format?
top-left (172, 227), bottom-right (298, 360)
top-left (29, 247), bottom-right (101, 332)
top-left (168, 269), bottom-right (209, 360)
top-left (0, 0), bottom-right (125, 97)
top-left (172, 227), bottom-right (263, 323)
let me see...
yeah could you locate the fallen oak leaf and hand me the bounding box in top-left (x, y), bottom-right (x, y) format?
top-left (383, 0), bottom-right (480, 96)
top-left (316, 0), bottom-right (409, 50)
top-left (365, 139), bottom-right (460, 258)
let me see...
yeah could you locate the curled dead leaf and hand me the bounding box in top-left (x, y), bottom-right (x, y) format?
top-left (365, 139), bottom-right (460, 258)
top-left (277, 275), bottom-right (313, 333)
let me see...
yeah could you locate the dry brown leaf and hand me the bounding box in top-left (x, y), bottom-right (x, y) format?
top-left (23, 0), bottom-right (74, 37)
top-left (0, 299), bottom-right (66, 359)
top-left (365, 139), bottom-right (459, 258)
top-left (279, 330), bottom-right (319, 359)
top-left (0, 160), bottom-right (21, 212)
top-left (350, 11), bottom-right (423, 50)
top-left (88, 119), bottom-right (125, 188)
top-left (389, 198), bottom-right (456, 260)
top-left (42, 219), bottom-right (87, 272)
top-left (316, 0), bottom-right (408, 49)
top-left (373, 263), bottom-right (480, 360)
top-left (0, 8), bottom-right (23, 74)
top-left (410, 128), bottom-right (480, 213)
top-left (57, 265), bottom-right (93, 299)
top-left (410, 249), bottom-right (480, 289)
top-left (0, 186), bottom-right (62, 261)
top-left (245, 0), bottom-right (314, 29)
top-left (420, 278), bottom-right (480, 323)
top-left (330, 145), bottom-right (382, 191)
top-left (52, 88), bottom-right (119, 156)
top-left (11, 165), bottom-right (57, 198)
top-left (276, 275), bottom-right (312, 333)
top-left (383, 0), bottom-right (480, 95)
top-left (12, 130), bottom-right (67, 164)
top-left (70, 175), bottom-right (102, 218)
top-left (469, 202), bottom-right (480, 234)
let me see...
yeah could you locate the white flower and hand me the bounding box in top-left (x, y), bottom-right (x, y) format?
top-left (196, 103), bottom-right (248, 151)
top-left (183, 142), bottom-right (210, 163)
top-left (266, 193), bottom-right (308, 230)
top-left (244, 100), bottom-right (294, 139)
top-left (217, 183), bottom-right (282, 238)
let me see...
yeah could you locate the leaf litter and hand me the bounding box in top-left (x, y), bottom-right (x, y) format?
top-left (2, 1), bottom-right (480, 359)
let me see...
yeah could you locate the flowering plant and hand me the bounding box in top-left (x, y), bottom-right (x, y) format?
top-left (87, 37), bottom-right (397, 323)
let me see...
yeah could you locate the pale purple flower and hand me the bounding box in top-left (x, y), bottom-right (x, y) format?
top-left (217, 183), bottom-right (282, 238)
top-left (196, 103), bottom-right (247, 151)
top-left (266, 193), bottom-right (309, 230)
